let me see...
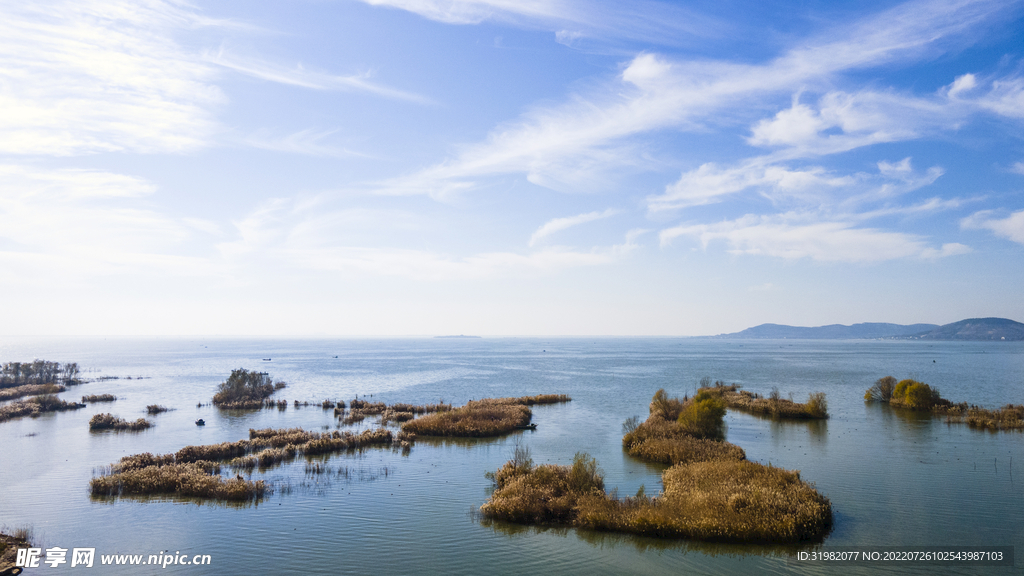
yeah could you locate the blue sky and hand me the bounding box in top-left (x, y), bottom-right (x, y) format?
top-left (1, 0), bottom-right (1022, 336)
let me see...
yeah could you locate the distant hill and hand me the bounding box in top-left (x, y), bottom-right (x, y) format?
top-left (713, 318), bottom-right (1024, 341)
top-left (715, 322), bottom-right (939, 340)
top-left (913, 318), bottom-right (1024, 341)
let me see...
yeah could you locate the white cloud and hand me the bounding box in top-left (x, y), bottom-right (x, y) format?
top-left (205, 48), bottom-right (430, 104)
top-left (243, 128), bottom-right (373, 158)
top-left (962, 210), bottom-right (1024, 244)
top-left (649, 155), bottom-right (944, 213)
top-left (1011, 162), bottom-right (1024, 175)
top-left (377, 0), bottom-right (1011, 198)
top-left (356, 0), bottom-right (725, 45)
top-left (648, 160), bottom-right (854, 212)
top-left (219, 198), bottom-right (638, 280)
top-left (659, 213), bottom-right (970, 262)
top-left (0, 1), bottom-right (225, 156)
top-left (529, 208), bottom-right (619, 246)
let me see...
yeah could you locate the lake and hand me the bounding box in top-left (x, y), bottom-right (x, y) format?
top-left (0, 337), bottom-right (1021, 575)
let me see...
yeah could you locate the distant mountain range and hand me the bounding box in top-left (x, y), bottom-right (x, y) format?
top-left (715, 317), bottom-right (1024, 341)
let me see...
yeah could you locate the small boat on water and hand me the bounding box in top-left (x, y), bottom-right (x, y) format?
top-left (195, 419), bottom-right (205, 426)
top-left (515, 423), bottom-right (537, 430)
top-left (262, 358), bottom-right (271, 361)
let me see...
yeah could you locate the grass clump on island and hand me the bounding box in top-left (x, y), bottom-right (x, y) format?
top-left (90, 427), bottom-right (396, 501)
top-left (0, 394), bottom-right (85, 423)
top-left (146, 404), bottom-right (170, 414)
top-left (401, 395), bottom-right (569, 437)
top-left (89, 413), bottom-right (152, 431)
top-left (212, 368), bottom-right (286, 409)
top-left (866, 376), bottom-right (1024, 430)
top-left (482, 388), bottom-right (832, 543)
top-left (83, 394), bottom-right (117, 403)
top-left (1, 527), bottom-right (34, 571)
top-left (697, 379), bottom-right (829, 420)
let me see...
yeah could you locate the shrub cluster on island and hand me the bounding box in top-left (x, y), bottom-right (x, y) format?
top-left (865, 376), bottom-right (1024, 430)
top-left (211, 368), bottom-right (287, 409)
top-left (480, 388), bottom-right (833, 543)
top-left (0, 360), bottom-right (85, 422)
top-left (696, 379), bottom-right (828, 420)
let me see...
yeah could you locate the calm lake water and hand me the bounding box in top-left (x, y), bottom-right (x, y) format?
top-left (0, 337), bottom-right (1021, 575)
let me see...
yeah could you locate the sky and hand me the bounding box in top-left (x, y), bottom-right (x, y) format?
top-left (1, 0), bottom-right (1023, 336)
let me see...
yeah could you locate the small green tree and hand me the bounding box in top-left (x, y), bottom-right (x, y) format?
top-left (678, 390), bottom-right (727, 439)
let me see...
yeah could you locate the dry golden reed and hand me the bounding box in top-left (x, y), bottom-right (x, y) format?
top-left (0, 394), bottom-right (84, 423)
top-left (82, 394), bottom-right (116, 403)
top-left (401, 403), bottom-right (531, 437)
top-left (0, 383), bottom-right (65, 401)
top-left (481, 455), bottom-right (831, 543)
top-left (91, 427), bottom-right (396, 501)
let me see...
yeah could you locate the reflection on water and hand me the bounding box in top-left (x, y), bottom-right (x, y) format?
top-left (0, 337), bottom-right (1022, 575)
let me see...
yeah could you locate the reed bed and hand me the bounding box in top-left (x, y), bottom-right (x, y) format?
top-left (91, 427), bottom-right (395, 501)
top-left (945, 404), bottom-right (1024, 430)
top-left (388, 402), bottom-right (452, 414)
top-left (89, 413), bottom-right (152, 431)
top-left (0, 383), bottom-right (65, 401)
top-left (0, 394), bottom-right (84, 423)
top-left (146, 404), bottom-right (170, 414)
top-left (82, 394), bottom-right (116, 403)
top-left (89, 462), bottom-right (265, 501)
top-left (482, 389), bottom-right (831, 543)
top-left (481, 453), bottom-right (831, 543)
top-left (473, 394), bottom-right (571, 406)
top-left (401, 402), bottom-right (532, 437)
top-left (698, 382), bottom-right (829, 419)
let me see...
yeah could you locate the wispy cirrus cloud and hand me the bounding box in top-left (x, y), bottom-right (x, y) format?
top-left (242, 128), bottom-right (375, 158)
top-left (659, 213), bottom-right (971, 263)
top-left (356, 0), bottom-right (726, 46)
top-left (375, 0), bottom-right (1016, 198)
top-left (0, 0), bottom-right (224, 156)
top-left (529, 208), bottom-right (619, 246)
top-left (218, 198), bottom-right (639, 280)
top-left (204, 47), bottom-right (431, 104)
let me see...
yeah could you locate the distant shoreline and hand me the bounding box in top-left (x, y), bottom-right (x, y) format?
top-left (433, 335), bottom-right (482, 339)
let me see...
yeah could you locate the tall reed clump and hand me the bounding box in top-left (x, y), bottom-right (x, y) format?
top-left (0, 394), bottom-right (85, 423)
top-left (89, 413), bottom-right (152, 431)
top-left (146, 404), bottom-right (170, 414)
top-left (698, 381), bottom-right (829, 420)
top-left (1, 527), bottom-right (34, 569)
top-left (212, 368), bottom-right (286, 409)
top-left (481, 452), bottom-right (832, 543)
top-left (401, 399), bottom-right (533, 437)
